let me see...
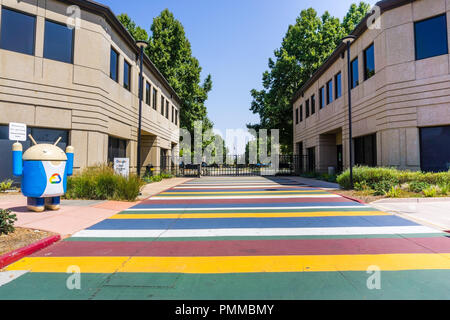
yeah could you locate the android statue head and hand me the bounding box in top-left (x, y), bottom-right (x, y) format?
top-left (12, 135), bottom-right (74, 212)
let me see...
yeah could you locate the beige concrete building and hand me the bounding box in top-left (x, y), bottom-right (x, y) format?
top-left (0, 0), bottom-right (180, 180)
top-left (292, 0), bottom-right (450, 174)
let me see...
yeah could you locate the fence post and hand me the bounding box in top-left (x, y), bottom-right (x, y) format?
top-left (197, 164), bottom-right (201, 178)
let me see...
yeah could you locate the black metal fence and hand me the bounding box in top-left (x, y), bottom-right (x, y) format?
top-left (143, 155), bottom-right (311, 177)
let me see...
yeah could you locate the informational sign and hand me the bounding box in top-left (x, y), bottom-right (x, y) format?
top-left (114, 158), bottom-right (129, 177)
top-left (9, 122), bottom-right (27, 141)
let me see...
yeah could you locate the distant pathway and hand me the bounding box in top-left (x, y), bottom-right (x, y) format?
top-left (1, 176), bottom-right (450, 299)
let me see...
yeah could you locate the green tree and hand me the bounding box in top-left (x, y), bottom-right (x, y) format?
top-left (117, 13), bottom-right (148, 41)
top-left (248, 3), bottom-right (370, 153)
top-left (118, 10), bottom-right (213, 138)
top-left (342, 2), bottom-right (372, 35)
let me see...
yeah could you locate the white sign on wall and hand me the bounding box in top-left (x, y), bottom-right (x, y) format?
top-left (114, 158), bottom-right (130, 177)
top-left (9, 122), bottom-right (27, 141)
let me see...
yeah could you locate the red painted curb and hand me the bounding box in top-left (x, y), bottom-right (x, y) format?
top-left (0, 234), bottom-right (61, 269)
top-left (333, 192), bottom-right (367, 204)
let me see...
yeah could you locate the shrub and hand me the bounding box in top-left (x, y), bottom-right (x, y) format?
top-left (337, 166), bottom-right (399, 190)
top-left (408, 181), bottom-right (430, 193)
top-left (0, 208), bottom-right (17, 235)
top-left (385, 186), bottom-right (402, 198)
top-left (0, 179), bottom-right (14, 192)
top-left (373, 180), bottom-right (396, 196)
top-left (66, 164), bottom-right (145, 201)
top-left (438, 182), bottom-right (450, 196)
top-left (423, 185), bottom-right (439, 197)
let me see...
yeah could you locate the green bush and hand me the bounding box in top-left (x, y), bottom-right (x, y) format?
top-left (336, 166), bottom-right (450, 195)
top-left (385, 186), bottom-right (402, 198)
top-left (66, 165), bottom-right (145, 201)
top-left (423, 185), bottom-right (439, 197)
top-left (408, 181), bottom-right (430, 193)
top-left (0, 208), bottom-right (17, 235)
top-left (0, 179), bottom-right (14, 192)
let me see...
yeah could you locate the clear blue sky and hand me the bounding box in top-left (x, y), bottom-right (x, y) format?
top-left (101, 0), bottom-right (376, 137)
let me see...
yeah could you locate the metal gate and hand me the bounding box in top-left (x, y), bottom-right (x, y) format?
top-left (146, 155), bottom-right (309, 177)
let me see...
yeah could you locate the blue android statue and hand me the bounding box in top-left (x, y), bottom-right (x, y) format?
top-left (12, 134), bottom-right (74, 212)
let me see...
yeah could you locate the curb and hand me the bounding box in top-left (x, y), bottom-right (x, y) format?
top-left (334, 193), bottom-right (367, 205)
top-left (0, 234), bottom-right (61, 269)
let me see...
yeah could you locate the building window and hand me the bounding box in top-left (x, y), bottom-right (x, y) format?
top-left (295, 108), bottom-right (299, 124)
top-left (161, 96), bottom-right (165, 115)
top-left (319, 87), bottom-right (325, 109)
top-left (145, 82), bottom-right (151, 105)
top-left (305, 99), bottom-right (310, 118)
top-left (307, 147), bottom-right (316, 172)
top-left (153, 88), bottom-right (157, 110)
top-left (351, 57), bottom-right (359, 89)
top-left (0, 8), bottom-right (36, 55)
top-left (175, 109), bottom-right (178, 125)
top-left (299, 104), bottom-right (303, 122)
top-left (354, 134), bottom-right (377, 167)
top-left (166, 101), bottom-right (169, 119)
top-left (364, 43), bottom-right (375, 80)
top-left (311, 95), bottom-right (316, 114)
top-left (326, 80), bottom-right (333, 104)
top-left (44, 20), bottom-right (74, 63)
top-left (415, 14), bottom-right (448, 61)
top-left (107, 136), bottom-right (127, 163)
top-left (335, 72), bottom-right (342, 99)
top-left (123, 60), bottom-right (131, 91)
top-left (110, 47), bottom-right (119, 82)
top-left (420, 126), bottom-right (450, 172)
top-left (172, 106), bottom-right (175, 123)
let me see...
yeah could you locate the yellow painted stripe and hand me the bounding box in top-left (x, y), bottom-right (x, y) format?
top-left (111, 211), bottom-right (390, 219)
top-left (7, 254), bottom-right (450, 274)
top-left (159, 190), bottom-right (326, 195)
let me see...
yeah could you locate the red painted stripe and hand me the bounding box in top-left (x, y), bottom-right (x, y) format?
top-left (141, 198), bottom-right (352, 205)
top-left (0, 235), bottom-right (61, 269)
top-left (334, 193), bottom-right (367, 204)
top-left (31, 237), bottom-right (450, 257)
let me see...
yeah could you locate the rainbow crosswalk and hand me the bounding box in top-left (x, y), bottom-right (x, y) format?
top-left (1, 177), bottom-right (450, 299)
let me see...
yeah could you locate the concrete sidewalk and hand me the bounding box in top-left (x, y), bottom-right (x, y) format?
top-left (372, 197), bottom-right (450, 231)
top-left (0, 177), bottom-right (190, 237)
top-left (287, 176), bottom-right (340, 190)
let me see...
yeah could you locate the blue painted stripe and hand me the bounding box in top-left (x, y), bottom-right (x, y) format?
top-left (87, 215), bottom-right (419, 230)
top-left (129, 201), bottom-right (363, 209)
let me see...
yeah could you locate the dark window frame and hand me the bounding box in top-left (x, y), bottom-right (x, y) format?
top-left (0, 7), bottom-right (37, 56)
top-left (43, 18), bottom-right (74, 64)
top-left (414, 14), bottom-right (449, 61)
top-left (335, 72), bottom-right (342, 99)
top-left (152, 88), bottom-right (157, 110)
top-left (145, 81), bottom-right (151, 105)
top-left (166, 101), bottom-right (169, 119)
top-left (299, 104), bottom-right (303, 122)
top-left (351, 57), bottom-right (359, 89)
top-left (326, 79), bottom-right (333, 104)
top-left (311, 95), bottom-right (316, 114)
top-left (110, 47), bottom-right (119, 82)
top-left (161, 96), bottom-right (165, 115)
top-left (319, 87), bottom-right (325, 109)
top-left (295, 108), bottom-right (299, 124)
top-left (175, 109), bottom-right (178, 125)
top-left (305, 99), bottom-right (310, 118)
top-left (123, 59), bottom-right (131, 91)
top-left (363, 43), bottom-right (375, 80)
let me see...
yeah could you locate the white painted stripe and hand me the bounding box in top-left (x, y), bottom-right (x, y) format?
top-left (150, 195), bottom-right (341, 200)
top-left (73, 226), bottom-right (441, 238)
top-left (173, 185), bottom-right (295, 189)
top-left (124, 205), bottom-right (371, 212)
top-left (0, 271), bottom-right (29, 287)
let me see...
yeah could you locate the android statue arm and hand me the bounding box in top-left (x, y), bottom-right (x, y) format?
top-left (66, 145), bottom-right (74, 176)
top-left (12, 142), bottom-right (23, 177)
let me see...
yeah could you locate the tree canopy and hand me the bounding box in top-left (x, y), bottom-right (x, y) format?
top-left (118, 11), bottom-right (213, 136)
top-left (248, 2), bottom-right (371, 154)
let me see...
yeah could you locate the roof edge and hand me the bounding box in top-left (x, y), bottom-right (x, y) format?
top-left (291, 0), bottom-right (414, 104)
top-left (60, 0), bottom-right (182, 105)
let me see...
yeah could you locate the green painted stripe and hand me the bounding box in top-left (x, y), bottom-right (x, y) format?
top-left (64, 233), bottom-right (448, 242)
top-left (1, 270), bottom-right (450, 300)
top-left (120, 207), bottom-right (379, 214)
